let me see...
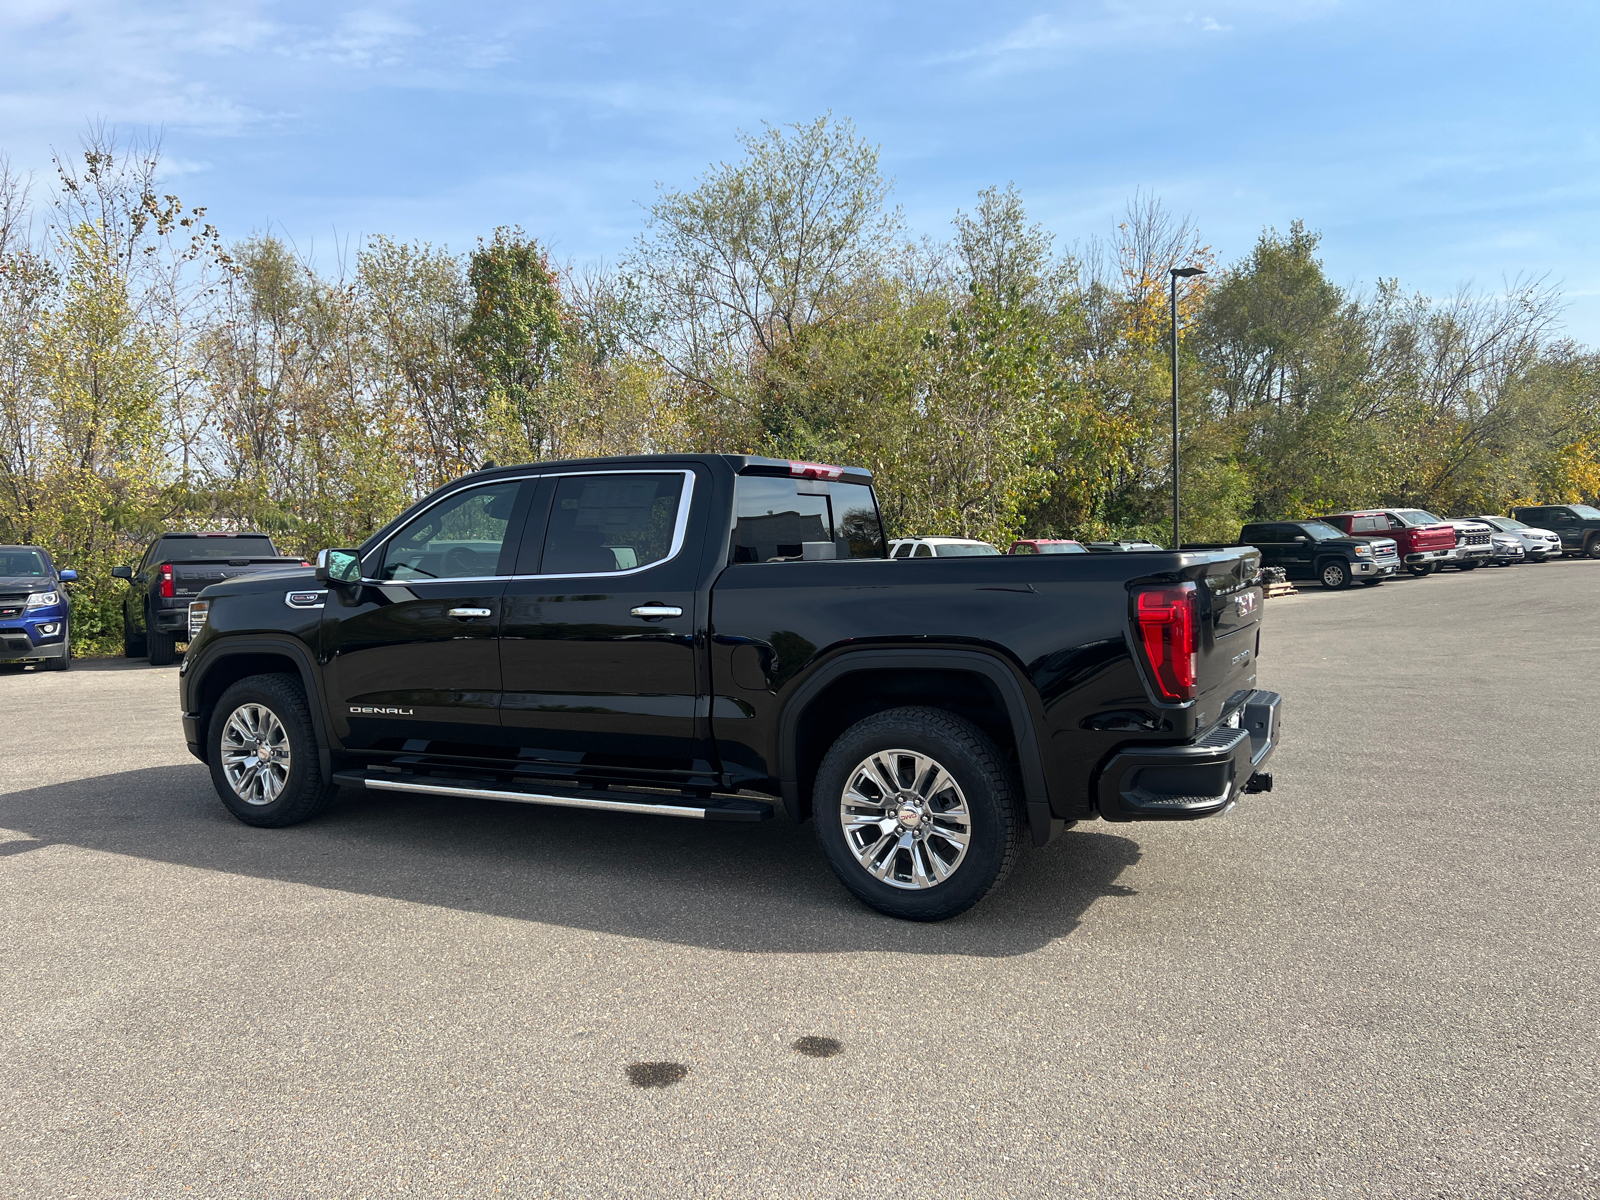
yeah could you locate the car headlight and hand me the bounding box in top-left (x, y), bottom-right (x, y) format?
top-left (1353, 545), bottom-right (1371, 556)
top-left (25, 590), bottom-right (59, 609)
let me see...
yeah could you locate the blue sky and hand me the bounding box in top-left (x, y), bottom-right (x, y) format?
top-left (4, 1), bottom-right (1598, 339)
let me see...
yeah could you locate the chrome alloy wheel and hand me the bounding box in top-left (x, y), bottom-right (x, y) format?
top-left (220, 703), bottom-right (292, 806)
top-left (839, 749), bottom-right (972, 890)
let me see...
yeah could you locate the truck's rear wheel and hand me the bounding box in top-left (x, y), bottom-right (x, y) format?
top-left (146, 610), bottom-right (178, 666)
top-left (208, 673), bottom-right (337, 827)
top-left (812, 707), bottom-right (1023, 922)
top-left (1407, 563), bottom-right (1434, 577)
top-left (122, 609), bottom-right (146, 658)
top-left (1458, 558), bottom-right (1480, 571)
top-left (1318, 559), bottom-right (1350, 589)
top-left (1587, 536), bottom-right (1600, 560)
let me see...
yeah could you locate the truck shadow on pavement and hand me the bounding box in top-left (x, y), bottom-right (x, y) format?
top-left (0, 765), bottom-right (1142, 958)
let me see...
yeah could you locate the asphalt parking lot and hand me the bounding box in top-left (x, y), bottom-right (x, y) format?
top-left (2, 561), bottom-right (1596, 1198)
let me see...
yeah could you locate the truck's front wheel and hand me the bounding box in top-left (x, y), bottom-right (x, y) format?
top-left (812, 707), bottom-right (1024, 922)
top-left (208, 673), bottom-right (337, 827)
top-left (1318, 559), bottom-right (1350, 589)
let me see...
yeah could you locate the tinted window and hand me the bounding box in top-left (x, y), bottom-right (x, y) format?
top-left (1349, 516), bottom-right (1381, 533)
top-left (1241, 525), bottom-right (1277, 543)
top-left (730, 477), bottom-right (885, 563)
top-left (1037, 542), bottom-right (1086, 554)
top-left (935, 542), bottom-right (1000, 557)
top-left (1012, 543), bottom-right (1037, 554)
top-left (381, 482), bottom-right (521, 580)
top-left (892, 542), bottom-right (914, 559)
top-left (0, 550), bottom-right (49, 576)
top-left (913, 543), bottom-right (933, 557)
top-left (540, 473), bottom-right (685, 575)
top-left (155, 535), bottom-right (278, 561)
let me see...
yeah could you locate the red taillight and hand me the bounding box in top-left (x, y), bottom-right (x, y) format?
top-left (158, 562), bottom-right (174, 599)
top-left (788, 460), bottom-right (844, 481)
top-left (1136, 583), bottom-right (1198, 701)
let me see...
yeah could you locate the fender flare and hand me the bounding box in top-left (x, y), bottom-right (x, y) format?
top-left (185, 636), bottom-right (332, 782)
top-left (776, 647), bottom-right (1060, 846)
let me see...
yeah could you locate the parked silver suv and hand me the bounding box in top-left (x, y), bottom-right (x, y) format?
top-left (1471, 516), bottom-right (1562, 561)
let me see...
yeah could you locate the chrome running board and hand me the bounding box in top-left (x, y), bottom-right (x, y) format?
top-left (331, 770), bottom-right (773, 822)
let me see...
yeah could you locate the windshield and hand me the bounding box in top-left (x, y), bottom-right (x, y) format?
top-left (1484, 517), bottom-right (1520, 531)
top-left (1036, 542), bottom-right (1087, 554)
top-left (0, 550), bottom-right (49, 576)
top-left (156, 535), bottom-right (279, 561)
top-left (1301, 521), bottom-right (1345, 541)
top-left (1393, 510), bottom-right (1442, 527)
top-left (935, 542), bottom-right (1001, 557)
top-left (1571, 505), bottom-right (1600, 519)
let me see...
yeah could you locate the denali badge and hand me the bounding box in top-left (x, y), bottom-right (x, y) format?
top-left (1235, 591), bottom-right (1259, 617)
top-left (349, 706), bottom-right (414, 715)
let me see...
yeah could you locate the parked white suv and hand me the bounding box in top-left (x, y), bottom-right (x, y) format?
top-left (1472, 516), bottom-right (1563, 561)
top-left (890, 537), bottom-right (1002, 559)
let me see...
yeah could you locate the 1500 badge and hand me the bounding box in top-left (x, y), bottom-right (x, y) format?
top-left (349, 706), bottom-right (414, 715)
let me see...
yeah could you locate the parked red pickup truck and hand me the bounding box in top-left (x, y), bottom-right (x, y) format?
top-left (1317, 510), bottom-right (1458, 577)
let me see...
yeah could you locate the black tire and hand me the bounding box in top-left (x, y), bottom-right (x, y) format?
top-left (122, 608), bottom-right (146, 658)
top-left (1318, 558), bottom-right (1351, 589)
top-left (812, 706), bottom-right (1024, 922)
top-left (1587, 537), bottom-right (1600, 560)
top-left (208, 673), bottom-right (337, 828)
top-left (146, 611), bottom-right (178, 666)
top-left (1360, 578), bottom-right (1383, 587)
top-left (1407, 563), bottom-right (1434, 577)
top-left (1457, 559), bottom-right (1480, 571)
top-left (43, 620), bottom-right (70, 671)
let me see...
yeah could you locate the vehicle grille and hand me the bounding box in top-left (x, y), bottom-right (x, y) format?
top-left (1373, 543), bottom-right (1399, 562)
top-left (0, 594), bottom-right (24, 618)
top-left (1459, 531), bottom-right (1490, 547)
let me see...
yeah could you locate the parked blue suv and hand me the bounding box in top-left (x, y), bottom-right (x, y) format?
top-left (0, 545), bottom-right (77, 670)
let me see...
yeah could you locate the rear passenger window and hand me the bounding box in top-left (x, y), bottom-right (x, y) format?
top-left (730, 478), bottom-right (886, 563)
top-left (539, 473), bottom-right (686, 575)
top-left (381, 482), bottom-right (522, 580)
top-left (914, 543), bottom-right (933, 558)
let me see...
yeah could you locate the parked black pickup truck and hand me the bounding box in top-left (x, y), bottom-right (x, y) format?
top-left (113, 533), bottom-right (307, 665)
top-left (177, 456), bottom-right (1283, 920)
top-left (1238, 519), bottom-right (1399, 589)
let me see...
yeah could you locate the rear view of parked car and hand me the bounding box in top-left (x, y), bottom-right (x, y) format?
top-left (1009, 539), bottom-right (1087, 555)
top-left (1238, 521), bottom-right (1398, 588)
top-left (889, 537), bottom-right (1002, 558)
top-left (0, 546), bottom-right (76, 670)
top-left (1474, 516), bottom-right (1561, 561)
top-left (1508, 504), bottom-right (1600, 558)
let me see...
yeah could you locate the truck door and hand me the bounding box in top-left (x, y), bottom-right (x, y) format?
top-left (321, 479), bottom-right (529, 753)
top-left (496, 468), bottom-right (712, 788)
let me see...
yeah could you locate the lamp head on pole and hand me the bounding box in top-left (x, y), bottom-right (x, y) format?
top-left (1170, 266), bottom-right (1206, 279)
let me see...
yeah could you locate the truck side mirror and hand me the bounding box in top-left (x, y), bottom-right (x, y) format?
top-left (111, 565), bottom-right (132, 581)
top-left (58, 569), bottom-right (78, 582)
top-left (1293, 536), bottom-right (1310, 543)
top-left (315, 548), bottom-right (363, 585)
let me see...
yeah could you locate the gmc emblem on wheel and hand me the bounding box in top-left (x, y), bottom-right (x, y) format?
top-left (349, 706), bottom-right (414, 715)
top-left (1235, 591), bottom-right (1259, 617)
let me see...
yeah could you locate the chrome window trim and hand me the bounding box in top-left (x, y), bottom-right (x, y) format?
top-left (363, 468), bottom-right (698, 586)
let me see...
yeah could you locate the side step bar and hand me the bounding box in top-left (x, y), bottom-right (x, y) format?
top-left (331, 769), bottom-right (773, 823)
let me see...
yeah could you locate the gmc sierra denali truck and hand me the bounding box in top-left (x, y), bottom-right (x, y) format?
top-left (177, 455), bottom-right (1283, 921)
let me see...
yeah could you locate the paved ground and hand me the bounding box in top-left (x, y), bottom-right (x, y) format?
top-left (1, 560), bottom-right (1596, 1199)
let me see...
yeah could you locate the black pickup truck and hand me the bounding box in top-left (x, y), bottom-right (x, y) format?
top-left (177, 455), bottom-right (1284, 920)
top-left (1238, 520), bottom-right (1400, 589)
top-left (1509, 503), bottom-right (1600, 558)
top-left (113, 533), bottom-right (308, 665)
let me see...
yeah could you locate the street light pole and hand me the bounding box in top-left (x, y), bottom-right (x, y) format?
top-left (1169, 265), bottom-right (1205, 551)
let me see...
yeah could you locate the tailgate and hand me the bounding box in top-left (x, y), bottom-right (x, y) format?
top-left (1196, 553), bottom-right (1262, 703)
top-left (172, 560), bottom-right (301, 599)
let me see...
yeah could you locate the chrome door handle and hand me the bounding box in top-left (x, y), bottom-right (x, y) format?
top-left (630, 605), bottom-right (683, 619)
top-left (448, 607), bottom-right (493, 619)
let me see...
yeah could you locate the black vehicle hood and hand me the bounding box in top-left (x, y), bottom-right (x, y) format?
top-left (200, 566), bottom-right (317, 597)
top-left (0, 575), bottom-right (54, 593)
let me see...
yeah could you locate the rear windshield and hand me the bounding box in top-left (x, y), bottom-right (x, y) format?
top-left (155, 535), bottom-right (280, 561)
top-left (731, 478), bottom-right (886, 563)
top-left (936, 542), bottom-right (1000, 557)
top-left (0, 550), bottom-right (49, 576)
top-left (1035, 542), bottom-right (1086, 555)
